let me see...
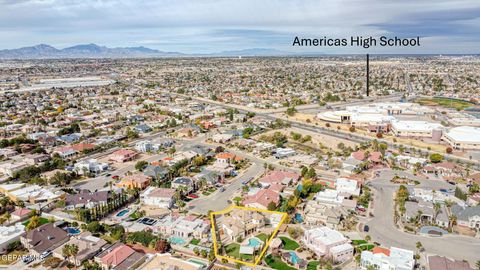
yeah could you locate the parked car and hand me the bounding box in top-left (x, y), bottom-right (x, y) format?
top-left (112, 175), bottom-right (119, 179)
top-left (40, 250), bottom-right (52, 260)
top-left (22, 255), bottom-right (34, 264)
top-left (188, 194), bottom-right (199, 199)
top-left (363, 225), bottom-right (370, 232)
top-left (219, 187), bottom-right (225, 192)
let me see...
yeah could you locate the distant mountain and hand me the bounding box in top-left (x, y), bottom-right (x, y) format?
top-left (0, 43), bottom-right (183, 59)
top-left (0, 44), bottom-right (318, 59)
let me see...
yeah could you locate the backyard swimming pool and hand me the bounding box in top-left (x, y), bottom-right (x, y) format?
top-left (116, 209), bottom-right (129, 217)
top-left (247, 237), bottom-right (262, 248)
top-left (294, 213), bottom-right (303, 223)
top-left (187, 259), bottom-right (207, 268)
top-left (169, 236), bottom-right (186, 245)
top-left (65, 227), bottom-right (80, 235)
top-left (289, 251), bottom-right (299, 264)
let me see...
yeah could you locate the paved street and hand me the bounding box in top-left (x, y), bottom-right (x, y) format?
top-left (365, 170), bottom-right (480, 265)
top-left (187, 160), bottom-right (263, 215)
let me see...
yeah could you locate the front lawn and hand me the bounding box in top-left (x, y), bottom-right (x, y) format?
top-left (23, 217), bottom-right (49, 227)
top-left (351, 239), bottom-right (367, 246)
top-left (357, 244), bottom-right (374, 251)
top-left (279, 236), bottom-right (299, 250)
top-left (265, 254), bottom-right (296, 270)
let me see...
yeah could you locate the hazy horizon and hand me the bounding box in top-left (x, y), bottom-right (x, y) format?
top-left (1, 0), bottom-right (479, 54)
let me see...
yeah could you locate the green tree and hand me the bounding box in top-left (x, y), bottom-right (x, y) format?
top-left (429, 153), bottom-right (444, 163)
top-left (267, 201), bottom-right (277, 211)
top-left (62, 244), bottom-right (79, 269)
top-left (26, 215), bottom-right (40, 230)
top-left (135, 160), bottom-right (148, 171)
top-left (286, 106), bottom-right (297, 116)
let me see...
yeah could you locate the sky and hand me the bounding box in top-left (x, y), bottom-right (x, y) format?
top-left (0, 0), bottom-right (479, 54)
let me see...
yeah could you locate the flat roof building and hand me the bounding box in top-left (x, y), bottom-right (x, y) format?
top-left (442, 126), bottom-right (480, 150)
top-left (391, 120), bottom-right (443, 138)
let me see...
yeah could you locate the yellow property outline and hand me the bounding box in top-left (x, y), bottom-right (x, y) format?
top-left (210, 205), bottom-right (288, 267)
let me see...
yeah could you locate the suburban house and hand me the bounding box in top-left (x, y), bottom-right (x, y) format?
top-left (451, 205), bottom-right (480, 229)
top-left (303, 200), bottom-right (351, 229)
top-left (404, 200), bottom-right (449, 227)
top-left (10, 208), bottom-right (32, 221)
top-left (52, 146), bottom-right (78, 159)
top-left (243, 188), bottom-right (281, 210)
top-left (274, 147), bottom-right (296, 159)
top-left (0, 224), bottom-right (25, 254)
top-left (0, 183), bottom-right (62, 203)
top-left (302, 226), bottom-right (354, 263)
top-left (95, 242), bottom-right (146, 270)
top-left (65, 190), bottom-right (110, 210)
top-left (221, 209), bottom-right (266, 241)
top-left (23, 154), bottom-right (50, 165)
top-left (134, 124), bottom-right (152, 133)
top-left (20, 223), bottom-right (70, 257)
top-left (171, 177), bottom-right (194, 193)
top-left (53, 232), bottom-right (107, 266)
top-left (335, 178), bottom-right (361, 196)
top-left (109, 149), bottom-right (137, 163)
top-left (117, 174), bottom-right (152, 190)
top-left (258, 171), bottom-right (300, 187)
top-left (74, 159), bottom-right (109, 176)
top-left (193, 170), bottom-right (224, 186)
top-left (360, 246), bottom-right (415, 270)
top-left (143, 165), bottom-right (168, 180)
top-left (427, 255), bottom-right (474, 270)
top-left (141, 187), bottom-right (176, 209)
top-left (154, 214), bottom-right (210, 239)
top-left (215, 152), bottom-right (243, 164)
top-left (135, 140), bottom-right (158, 153)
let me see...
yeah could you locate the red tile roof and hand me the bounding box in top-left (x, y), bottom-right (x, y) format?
top-left (101, 244), bottom-right (135, 266)
top-left (259, 171), bottom-right (300, 185)
top-left (370, 152), bottom-right (382, 162)
top-left (372, 246), bottom-right (391, 256)
top-left (243, 188), bottom-right (280, 208)
top-left (112, 149), bottom-right (136, 156)
top-left (11, 208), bottom-right (32, 217)
top-left (352, 150), bottom-right (366, 161)
top-left (148, 188), bottom-right (175, 198)
top-left (71, 143), bottom-right (96, 152)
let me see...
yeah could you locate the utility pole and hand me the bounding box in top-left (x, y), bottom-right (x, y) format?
top-left (366, 53), bottom-right (370, 97)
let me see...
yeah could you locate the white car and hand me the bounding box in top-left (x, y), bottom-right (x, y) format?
top-left (40, 250), bottom-right (52, 260)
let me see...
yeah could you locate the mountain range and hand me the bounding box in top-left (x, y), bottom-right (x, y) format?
top-left (0, 44), bottom-right (297, 59)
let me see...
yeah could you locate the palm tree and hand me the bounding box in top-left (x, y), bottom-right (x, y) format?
top-left (365, 235), bottom-right (371, 242)
top-left (433, 202), bottom-right (441, 222)
top-left (449, 215), bottom-right (457, 231)
top-left (416, 241), bottom-right (423, 252)
top-left (63, 244), bottom-right (79, 269)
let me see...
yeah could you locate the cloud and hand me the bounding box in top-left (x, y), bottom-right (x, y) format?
top-left (0, 0), bottom-right (478, 53)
